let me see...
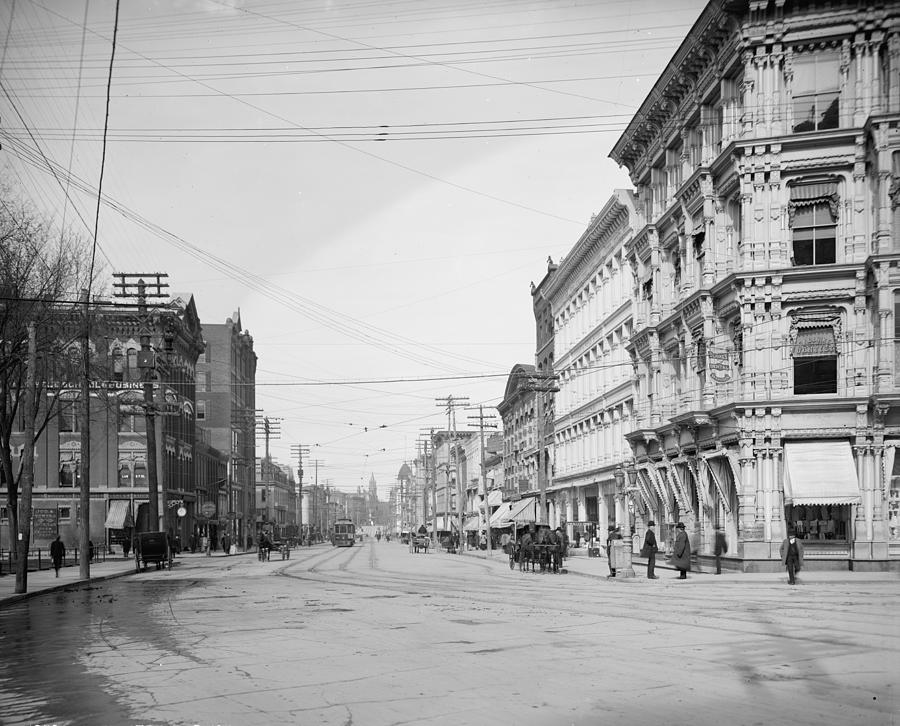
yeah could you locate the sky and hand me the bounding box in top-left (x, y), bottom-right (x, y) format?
top-left (0, 0), bottom-right (706, 496)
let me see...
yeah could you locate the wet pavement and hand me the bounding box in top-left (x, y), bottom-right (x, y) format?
top-left (0, 543), bottom-right (897, 726)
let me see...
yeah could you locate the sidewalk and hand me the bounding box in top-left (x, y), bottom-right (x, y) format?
top-left (459, 546), bottom-right (900, 584)
top-left (0, 549), bottom-right (253, 608)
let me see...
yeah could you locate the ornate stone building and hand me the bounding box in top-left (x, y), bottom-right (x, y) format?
top-left (545, 190), bottom-right (638, 539)
top-left (608, 0), bottom-right (900, 570)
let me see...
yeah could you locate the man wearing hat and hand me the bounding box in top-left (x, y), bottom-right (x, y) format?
top-left (671, 521), bottom-right (691, 579)
top-left (606, 524), bottom-right (622, 578)
top-left (641, 520), bottom-right (659, 579)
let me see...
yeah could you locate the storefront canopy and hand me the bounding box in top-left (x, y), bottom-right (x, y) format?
top-left (783, 441), bottom-right (861, 506)
top-left (463, 517), bottom-right (481, 532)
top-left (506, 497), bottom-right (540, 524)
top-left (489, 503), bottom-right (513, 528)
top-left (104, 500), bottom-right (133, 529)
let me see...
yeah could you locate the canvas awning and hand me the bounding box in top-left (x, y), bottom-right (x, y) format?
top-left (485, 490), bottom-right (503, 507)
top-left (463, 517), bottom-right (481, 532)
top-left (489, 503), bottom-right (513, 528)
top-left (104, 500), bottom-right (133, 529)
top-left (783, 441), bottom-right (861, 506)
top-left (507, 497), bottom-right (540, 524)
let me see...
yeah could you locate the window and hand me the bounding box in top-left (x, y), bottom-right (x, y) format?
top-left (118, 403), bottom-right (145, 433)
top-left (57, 397), bottom-right (80, 433)
top-left (59, 455), bottom-right (81, 487)
top-left (111, 347), bottom-right (124, 381)
top-left (792, 51), bottom-right (839, 133)
top-left (792, 204), bottom-right (836, 265)
top-left (58, 506), bottom-right (71, 521)
top-left (895, 296), bottom-right (900, 384)
top-left (197, 399), bottom-right (207, 421)
top-left (126, 348), bottom-right (139, 381)
top-left (789, 181), bottom-right (839, 266)
top-left (793, 327), bottom-right (838, 394)
top-left (0, 506), bottom-right (7, 522)
top-left (197, 371), bottom-right (209, 393)
top-left (119, 463), bottom-right (133, 487)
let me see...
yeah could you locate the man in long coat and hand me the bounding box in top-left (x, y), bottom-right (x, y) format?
top-left (779, 529), bottom-right (805, 585)
top-left (606, 525), bottom-right (622, 578)
top-left (671, 521), bottom-right (691, 579)
top-left (50, 535), bottom-right (66, 577)
top-left (642, 521), bottom-right (659, 579)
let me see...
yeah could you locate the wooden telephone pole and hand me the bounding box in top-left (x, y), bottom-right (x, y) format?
top-left (467, 405), bottom-right (498, 556)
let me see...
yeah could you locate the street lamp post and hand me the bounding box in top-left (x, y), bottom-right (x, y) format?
top-left (612, 466), bottom-right (636, 578)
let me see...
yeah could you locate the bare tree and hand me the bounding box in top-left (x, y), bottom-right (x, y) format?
top-left (0, 191), bottom-right (95, 593)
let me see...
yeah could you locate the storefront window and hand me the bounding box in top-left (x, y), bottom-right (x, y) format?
top-left (785, 504), bottom-right (849, 540)
top-left (888, 454), bottom-right (900, 541)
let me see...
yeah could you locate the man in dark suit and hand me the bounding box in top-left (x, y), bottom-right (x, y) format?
top-left (714, 525), bottom-right (728, 574)
top-left (642, 520), bottom-right (659, 579)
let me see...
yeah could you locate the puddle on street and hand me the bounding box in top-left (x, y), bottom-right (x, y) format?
top-left (0, 578), bottom-right (192, 725)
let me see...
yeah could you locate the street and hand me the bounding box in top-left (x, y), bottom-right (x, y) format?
top-left (0, 541), bottom-right (897, 726)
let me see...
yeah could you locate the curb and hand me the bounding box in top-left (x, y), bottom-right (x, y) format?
top-left (0, 567), bottom-right (137, 608)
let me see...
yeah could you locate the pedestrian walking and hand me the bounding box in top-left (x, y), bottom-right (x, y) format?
top-left (671, 522), bottom-right (691, 579)
top-left (606, 525), bottom-right (622, 578)
top-left (714, 526), bottom-right (728, 574)
top-left (641, 520), bottom-right (659, 579)
top-left (50, 535), bottom-right (65, 577)
top-left (88, 540), bottom-right (95, 563)
top-left (779, 528), bottom-right (804, 585)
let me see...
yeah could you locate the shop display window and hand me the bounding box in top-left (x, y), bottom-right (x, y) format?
top-left (785, 504), bottom-right (848, 540)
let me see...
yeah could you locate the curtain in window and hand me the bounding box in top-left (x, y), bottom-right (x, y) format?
top-left (788, 180), bottom-right (839, 227)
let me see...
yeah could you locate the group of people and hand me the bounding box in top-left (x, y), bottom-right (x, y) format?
top-left (637, 521), bottom-right (804, 584)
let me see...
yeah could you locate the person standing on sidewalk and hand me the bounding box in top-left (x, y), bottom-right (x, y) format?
top-left (671, 522), bottom-right (691, 579)
top-left (641, 521), bottom-right (659, 579)
top-left (50, 535), bottom-right (66, 577)
top-left (779, 528), bottom-right (804, 585)
top-left (714, 526), bottom-right (728, 575)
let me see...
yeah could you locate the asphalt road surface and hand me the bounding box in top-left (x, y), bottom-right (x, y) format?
top-left (1, 541), bottom-right (897, 726)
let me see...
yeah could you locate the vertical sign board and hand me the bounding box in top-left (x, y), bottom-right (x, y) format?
top-left (32, 508), bottom-right (59, 543)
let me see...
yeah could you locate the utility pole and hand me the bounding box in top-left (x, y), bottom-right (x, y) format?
top-left (436, 395), bottom-right (468, 551)
top-left (523, 371), bottom-right (560, 525)
top-left (310, 459), bottom-right (324, 540)
top-left (79, 289), bottom-right (92, 578)
top-left (418, 427), bottom-right (439, 547)
top-left (468, 404), bottom-right (498, 557)
top-left (290, 444), bottom-right (309, 542)
top-left (255, 415), bottom-right (281, 535)
top-left (113, 273), bottom-right (168, 532)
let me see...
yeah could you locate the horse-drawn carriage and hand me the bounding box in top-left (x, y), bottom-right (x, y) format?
top-left (506, 528), bottom-right (566, 574)
top-left (134, 531), bottom-right (171, 572)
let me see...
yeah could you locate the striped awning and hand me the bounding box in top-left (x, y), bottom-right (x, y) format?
top-left (104, 500), bottom-right (133, 529)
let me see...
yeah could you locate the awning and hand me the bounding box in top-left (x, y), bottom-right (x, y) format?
top-left (104, 500), bottom-right (133, 529)
top-left (507, 497), bottom-right (540, 524)
top-left (489, 503), bottom-right (513, 528)
top-left (463, 516), bottom-right (480, 532)
top-left (486, 490), bottom-right (503, 507)
top-left (783, 441), bottom-right (861, 505)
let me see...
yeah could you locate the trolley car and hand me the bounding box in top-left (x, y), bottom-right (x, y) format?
top-left (332, 518), bottom-right (356, 547)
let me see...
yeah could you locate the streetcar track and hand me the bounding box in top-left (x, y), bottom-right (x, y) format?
top-left (268, 543), bottom-right (898, 653)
